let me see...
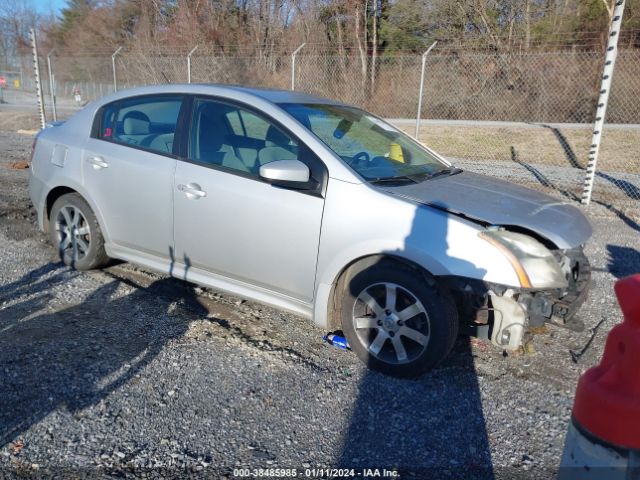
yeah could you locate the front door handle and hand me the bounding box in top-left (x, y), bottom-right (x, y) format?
top-left (177, 183), bottom-right (207, 199)
top-left (87, 156), bottom-right (109, 169)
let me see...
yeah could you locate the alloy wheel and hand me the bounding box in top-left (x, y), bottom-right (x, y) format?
top-left (55, 205), bottom-right (91, 263)
top-left (352, 282), bottom-right (431, 364)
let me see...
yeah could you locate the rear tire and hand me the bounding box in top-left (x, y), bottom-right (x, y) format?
top-left (338, 260), bottom-right (458, 377)
top-left (49, 193), bottom-right (109, 271)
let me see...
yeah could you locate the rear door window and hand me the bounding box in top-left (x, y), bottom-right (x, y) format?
top-left (98, 104), bottom-right (117, 139)
top-left (96, 95), bottom-right (184, 156)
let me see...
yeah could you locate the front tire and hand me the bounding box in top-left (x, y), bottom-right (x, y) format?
top-left (339, 261), bottom-right (458, 377)
top-left (49, 193), bottom-right (109, 270)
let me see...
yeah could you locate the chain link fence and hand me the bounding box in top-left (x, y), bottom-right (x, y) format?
top-left (4, 47), bottom-right (639, 213)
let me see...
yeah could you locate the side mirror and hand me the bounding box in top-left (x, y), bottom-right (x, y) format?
top-left (259, 160), bottom-right (311, 187)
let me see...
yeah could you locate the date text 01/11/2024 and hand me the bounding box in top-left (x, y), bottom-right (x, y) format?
top-left (232, 468), bottom-right (400, 478)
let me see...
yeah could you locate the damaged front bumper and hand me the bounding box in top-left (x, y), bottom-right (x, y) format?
top-left (521, 247), bottom-right (591, 331)
top-left (446, 246), bottom-right (592, 351)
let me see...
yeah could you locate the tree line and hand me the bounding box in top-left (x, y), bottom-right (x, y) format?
top-left (1, 0), bottom-right (639, 69)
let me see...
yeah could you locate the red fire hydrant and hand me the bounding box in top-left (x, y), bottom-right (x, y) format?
top-left (558, 274), bottom-right (640, 479)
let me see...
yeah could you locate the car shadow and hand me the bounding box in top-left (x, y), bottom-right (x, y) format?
top-left (336, 206), bottom-right (494, 478)
top-left (0, 266), bottom-right (205, 448)
top-left (336, 338), bottom-right (493, 478)
top-left (606, 245), bottom-right (640, 279)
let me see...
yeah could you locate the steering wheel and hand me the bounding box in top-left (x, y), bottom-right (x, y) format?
top-left (351, 151), bottom-right (371, 167)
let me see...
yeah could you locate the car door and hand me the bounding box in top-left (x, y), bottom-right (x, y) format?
top-left (83, 94), bottom-right (185, 260)
top-left (173, 97), bottom-right (326, 302)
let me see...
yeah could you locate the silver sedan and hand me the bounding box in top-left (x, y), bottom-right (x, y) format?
top-left (29, 84), bottom-right (592, 377)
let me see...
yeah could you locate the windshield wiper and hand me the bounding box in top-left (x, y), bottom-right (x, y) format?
top-left (368, 175), bottom-right (419, 185)
top-left (369, 168), bottom-right (461, 185)
top-left (427, 167), bottom-right (463, 179)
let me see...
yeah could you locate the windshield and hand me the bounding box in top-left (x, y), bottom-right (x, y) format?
top-left (280, 103), bottom-right (451, 182)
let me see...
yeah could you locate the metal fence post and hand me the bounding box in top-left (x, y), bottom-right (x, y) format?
top-left (29, 28), bottom-right (46, 129)
top-left (112, 46), bottom-right (123, 92)
top-left (415, 41), bottom-right (437, 138)
top-left (46, 49), bottom-right (57, 121)
top-left (291, 43), bottom-right (306, 91)
top-left (187, 45), bottom-right (198, 84)
top-left (581, 0), bottom-right (626, 206)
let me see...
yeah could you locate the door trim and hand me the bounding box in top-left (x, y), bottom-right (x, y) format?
top-left (106, 243), bottom-right (314, 319)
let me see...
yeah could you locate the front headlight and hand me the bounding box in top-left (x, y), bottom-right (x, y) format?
top-left (479, 229), bottom-right (568, 289)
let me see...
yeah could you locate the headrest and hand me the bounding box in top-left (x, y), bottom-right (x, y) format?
top-left (258, 146), bottom-right (297, 164)
top-left (266, 125), bottom-right (290, 148)
top-left (123, 111), bottom-right (150, 135)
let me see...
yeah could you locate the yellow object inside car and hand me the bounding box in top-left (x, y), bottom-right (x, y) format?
top-left (389, 143), bottom-right (405, 163)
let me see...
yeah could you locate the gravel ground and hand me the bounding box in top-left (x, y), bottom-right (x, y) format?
top-left (0, 130), bottom-right (638, 479)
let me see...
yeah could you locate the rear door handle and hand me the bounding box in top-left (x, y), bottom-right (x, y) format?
top-left (87, 156), bottom-right (109, 169)
top-left (177, 183), bottom-right (207, 199)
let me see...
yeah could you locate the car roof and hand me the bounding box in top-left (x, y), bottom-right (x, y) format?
top-left (216, 85), bottom-right (343, 105)
top-left (67, 83), bottom-right (364, 183)
top-left (104, 83), bottom-right (344, 106)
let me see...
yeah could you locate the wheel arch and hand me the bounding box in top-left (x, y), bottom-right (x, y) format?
top-left (45, 186), bottom-right (76, 229)
top-left (43, 183), bottom-right (110, 244)
top-left (323, 254), bottom-right (437, 332)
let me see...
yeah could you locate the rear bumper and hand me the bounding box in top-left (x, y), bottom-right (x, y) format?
top-left (28, 172), bottom-right (47, 232)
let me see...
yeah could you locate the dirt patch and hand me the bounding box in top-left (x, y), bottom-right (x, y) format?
top-left (7, 160), bottom-right (29, 170)
top-left (0, 111), bottom-right (41, 132)
top-left (0, 132), bottom-right (43, 241)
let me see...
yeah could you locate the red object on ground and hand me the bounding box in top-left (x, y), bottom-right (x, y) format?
top-left (572, 274), bottom-right (640, 450)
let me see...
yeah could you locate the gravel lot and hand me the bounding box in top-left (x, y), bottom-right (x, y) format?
top-left (0, 130), bottom-right (638, 479)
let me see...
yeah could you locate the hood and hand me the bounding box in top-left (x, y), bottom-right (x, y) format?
top-left (380, 171), bottom-right (592, 249)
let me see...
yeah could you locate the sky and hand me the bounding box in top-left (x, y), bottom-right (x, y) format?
top-left (32, 0), bottom-right (67, 15)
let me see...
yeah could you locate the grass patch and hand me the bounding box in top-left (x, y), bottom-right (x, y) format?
top-left (396, 124), bottom-right (640, 175)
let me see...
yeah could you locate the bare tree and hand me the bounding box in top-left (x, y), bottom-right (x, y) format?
top-left (601, 0), bottom-right (615, 19)
top-left (370, 0), bottom-right (378, 90)
top-left (0, 0), bottom-right (40, 68)
top-left (353, 1), bottom-right (368, 91)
